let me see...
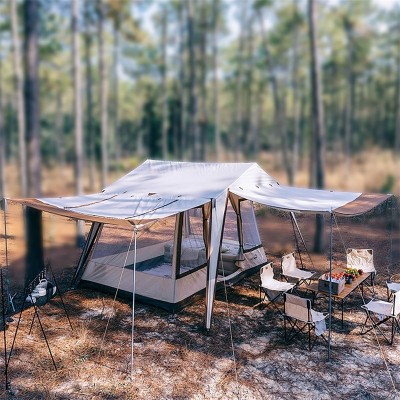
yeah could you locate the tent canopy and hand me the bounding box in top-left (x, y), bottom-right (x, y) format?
top-left (10, 159), bottom-right (391, 222)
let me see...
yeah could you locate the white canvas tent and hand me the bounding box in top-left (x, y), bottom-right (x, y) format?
top-left (10, 160), bottom-right (391, 330)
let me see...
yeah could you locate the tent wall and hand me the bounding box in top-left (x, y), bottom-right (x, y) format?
top-left (205, 192), bottom-right (228, 330)
top-left (71, 222), bottom-right (103, 287)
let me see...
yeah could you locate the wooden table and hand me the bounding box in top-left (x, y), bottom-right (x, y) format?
top-left (307, 267), bottom-right (372, 328)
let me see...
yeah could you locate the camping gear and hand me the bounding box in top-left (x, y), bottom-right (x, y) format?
top-left (7, 160), bottom-right (393, 335)
top-left (281, 252), bottom-right (315, 286)
top-left (259, 262), bottom-right (294, 315)
top-left (361, 290), bottom-right (400, 345)
top-left (283, 292), bottom-right (329, 350)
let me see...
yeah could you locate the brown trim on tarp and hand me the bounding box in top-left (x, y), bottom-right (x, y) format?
top-left (8, 198), bottom-right (137, 227)
top-left (334, 193), bottom-right (393, 216)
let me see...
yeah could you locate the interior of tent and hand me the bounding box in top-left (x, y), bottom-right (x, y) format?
top-left (74, 197), bottom-right (267, 312)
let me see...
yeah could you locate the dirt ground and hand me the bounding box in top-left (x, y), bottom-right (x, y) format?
top-left (1, 152), bottom-right (400, 399)
top-left (0, 201), bottom-right (400, 400)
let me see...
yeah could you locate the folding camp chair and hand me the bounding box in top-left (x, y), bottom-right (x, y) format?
top-left (360, 289), bottom-right (400, 345)
top-left (259, 262), bottom-right (295, 315)
top-left (347, 248), bottom-right (376, 290)
top-left (386, 281), bottom-right (400, 301)
top-left (283, 293), bottom-right (329, 350)
top-left (281, 252), bottom-right (315, 287)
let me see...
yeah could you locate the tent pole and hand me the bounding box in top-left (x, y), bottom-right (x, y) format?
top-left (291, 212), bottom-right (315, 270)
top-left (290, 212), bottom-right (304, 269)
top-left (131, 226), bottom-right (138, 379)
top-left (2, 199), bottom-right (10, 309)
top-left (328, 210), bottom-right (333, 361)
top-left (1, 268), bottom-right (8, 390)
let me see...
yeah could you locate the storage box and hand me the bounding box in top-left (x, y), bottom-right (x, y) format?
top-left (318, 275), bottom-right (345, 295)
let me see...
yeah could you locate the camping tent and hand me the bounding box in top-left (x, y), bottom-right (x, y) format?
top-left (9, 160), bottom-right (391, 330)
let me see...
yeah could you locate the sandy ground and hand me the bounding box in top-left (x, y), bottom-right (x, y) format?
top-left (0, 203), bottom-right (399, 399)
top-left (0, 151), bottom-right (399, 399)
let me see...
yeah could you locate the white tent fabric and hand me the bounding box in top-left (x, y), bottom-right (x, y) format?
top-left (230, 184), bottom-right (361, 213)
top-left (39, 193), bottom-right (208, 224)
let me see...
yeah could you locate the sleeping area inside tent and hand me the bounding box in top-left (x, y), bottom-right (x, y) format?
top-left (79, 197), bottom-right (267, 311)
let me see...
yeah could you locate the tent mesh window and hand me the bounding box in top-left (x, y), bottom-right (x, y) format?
top-left (177, 208), bottom-right (206, 276)
top-left (222, 199), bottom-right (239, 243)
top-left (91, 216), bottom-right (176, 278)
top-left (240, 200), bottom-right (262, 251)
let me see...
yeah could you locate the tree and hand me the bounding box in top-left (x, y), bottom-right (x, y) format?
top-left (178, 2), bottom-right (187, 160)
top-left (24, 0), bottom-right (41, 197)
top-left (308, 0), bottom-right (326, 252)
top-left (257, 1), bottom-right (287, 171)
top-left (106, 0), bottom-right (131, 162)
top-left (212, 0), bottom-right (220, 160)
top-left (233, 0), bottom-right (248, 161)
top-left (97, 0), bottom-right (108, 188)
top-left (72, 0), bottom-right (83, 195)
top-left (160, 5), bottom-right (169, 159)
top-left (0, 48), bottom-right (5, 205)
top-left (186, 0), bottom-right (200, 161)
top-left (10, 0), bottom-right (27, 197)
top-left (84, 0), bottom-right (96, 190)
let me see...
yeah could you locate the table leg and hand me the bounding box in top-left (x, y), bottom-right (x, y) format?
top-left (341, 300), bottom-right (344, 329)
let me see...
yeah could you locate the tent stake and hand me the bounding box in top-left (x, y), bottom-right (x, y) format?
top-left (328, 210), bottom-right (333, 361)
top-left (131, 226), bottom-right (138, 379)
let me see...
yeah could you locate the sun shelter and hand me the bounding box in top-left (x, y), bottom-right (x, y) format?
top-left (7, 160), bottom-right (392, 335)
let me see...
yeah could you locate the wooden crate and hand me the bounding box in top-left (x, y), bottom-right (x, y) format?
top-left (318, 276), bottom-right (345, 295)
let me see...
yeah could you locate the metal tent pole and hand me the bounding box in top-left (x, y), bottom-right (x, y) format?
top-left (2, 198), bottom-right (11, 312)
top-left (328, 210), bottom-right (333, 361)
top-left (1, 268), bottom-right (8, 389)
top-left (131, 226), bottom-right (138, 379)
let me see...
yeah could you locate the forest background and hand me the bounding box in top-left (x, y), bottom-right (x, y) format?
top-left (0, 0), bottom-right (399, 205)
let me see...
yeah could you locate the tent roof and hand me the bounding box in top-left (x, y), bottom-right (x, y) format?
top-left (9, 160), bottom-right (392, 223)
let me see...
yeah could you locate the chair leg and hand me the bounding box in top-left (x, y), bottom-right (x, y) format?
top-left (391, 318), bottom-right (395, 345)
top-left (284, 317), bottom-right (287, 342)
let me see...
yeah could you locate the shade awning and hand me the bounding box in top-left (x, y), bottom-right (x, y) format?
top-left (10, 194), bottom-right (210, 227)
top-left (229, 185), bottom-right (392, 215)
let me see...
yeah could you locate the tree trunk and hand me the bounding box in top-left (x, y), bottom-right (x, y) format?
top-left (233, 0), bottom-right (248, 161)
top-left (308, 0), bottom-right (326, 253)
top-left (343, 20), bottom-right (355, 170)
top-left (178, 3), bottom-right (187, 160)
top-left (395, 36), bottom-right (400, 155)
top-left (24, 0), bottom-right (41, 197)
top-left (258, 9), bottom-right (287, 174)
top-left (290, 7), bottom-right (301, 186)
top-left (0, 55), bottom-right (5, 203)
top-left (243, 16), bottom-right (254, 158)
top-left (160, 6), bottom-right (169, 160)
top-left (84, 1), bottom-right (96, 191)
top-left (97, 0), bottom-right (108, 188)
top-left (11, 0), bottom-right (27, 197)
top-left (72, 0), bottom-right (83, 196)
top-left (55, 89), bottom-right (65, 178)
top-left (112, 16), bottom-right (121, 161)
top-left (199, 2), bottom-right (208, 161)
top-left (187, 0), bottom-right (199, 161)
top-left (212, 0), bottom-right (220, 161)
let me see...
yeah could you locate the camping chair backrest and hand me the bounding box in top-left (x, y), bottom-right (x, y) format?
top-left (282, 253), bottom-right (297, 274)
top-left (346, 248), bottom-right (375, 273)
top-left (260, 262), bottom-right (274, 287)
top-left (393, 290), bottom-right (400, 316)
top-left (284, 293), bottom-right (311, 323)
